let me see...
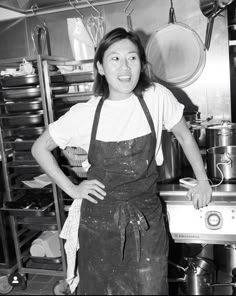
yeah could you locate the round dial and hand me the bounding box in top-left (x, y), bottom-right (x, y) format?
top-left (207, 213), bottom-right (220, 226)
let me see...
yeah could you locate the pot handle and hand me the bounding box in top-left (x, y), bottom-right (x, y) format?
top-left (168, 260), bottom-right (186, 273)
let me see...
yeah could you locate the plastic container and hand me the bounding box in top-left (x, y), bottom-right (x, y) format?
top-left (30, 231), bottom-right (61, 258)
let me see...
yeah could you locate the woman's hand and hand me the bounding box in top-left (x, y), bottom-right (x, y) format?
top-left (186, 181), bottom-right (212, 210)
top-left (68, 179), bottom-right (106, 204)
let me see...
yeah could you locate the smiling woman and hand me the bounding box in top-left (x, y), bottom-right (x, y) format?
top-left (146, 2), bottom-right (206, 88)
top-left (96, 39), bottom-right (141, 100)
top-left (31, 27), bottom-right (211, 296)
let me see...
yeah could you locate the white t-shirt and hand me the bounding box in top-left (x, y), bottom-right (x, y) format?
top-left (49, 83), bottom-right (184, 170)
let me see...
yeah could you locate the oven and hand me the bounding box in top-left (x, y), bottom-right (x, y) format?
top-left (159, 183), bottom-right (236, 245)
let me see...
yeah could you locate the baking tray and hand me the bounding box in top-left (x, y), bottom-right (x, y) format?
top-left (2, 126), bottom-right (45, 139)
top-left (51, 85), bottom-right (69, 95)
top-left (24, 254), bottom-right (62, 264)
top-left (12, 151), bottom-right (35, 163)
top-left (13, 165), bottom-right (45, 175)
top-left (0, 86), bottom-right (41, 100)
top-left (4, 98), bottom-right (42, 113)
top-left (17, 215), bottom-right (58, 231)
top-left (10, 173), bottom-right (52, 190)
top-left (3, 137), bottom-right (35, 151)
top-left (0, 74), bottom-right (39, 87)
top-left (54, 92), bottom-right (92, 107)
top-left (62, 71), bottom-right (94, 84)
top-left (0, 111), bottom-right (44, 128)
top-left (2, 192), bottom-right (54, 217)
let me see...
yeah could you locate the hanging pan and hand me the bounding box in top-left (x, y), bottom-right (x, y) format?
top-left (146, 1), bottom-right (206, 88)
top-left (199, 0), bottom-right (235, 50)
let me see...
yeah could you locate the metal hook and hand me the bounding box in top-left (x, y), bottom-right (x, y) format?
top-left (86, 0), bottom-right (101, 16)
top-left (69, 0), bottom-right (84, 18)
top-left (124, 0), bottom-right (134, 16)
top-left (31, 4), bottom-right (46, 26)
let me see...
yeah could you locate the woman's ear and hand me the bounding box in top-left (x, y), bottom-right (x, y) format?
top-left (97, 61), bottom-right (104, 75)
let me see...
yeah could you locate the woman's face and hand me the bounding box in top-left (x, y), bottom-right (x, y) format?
top-left (97, 38), bottom-right (141, 100)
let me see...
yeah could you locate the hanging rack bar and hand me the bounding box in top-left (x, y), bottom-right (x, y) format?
top-left (86, 0), bottom-right (101, 15)
top-left (69, 0), bottom-right (84, 18)
top-left (124, 0), bottom-right (134, 15)
top-left (31, 4), bottom-right (47, 25)
top-left (6, 0), bottom-right (128, 18)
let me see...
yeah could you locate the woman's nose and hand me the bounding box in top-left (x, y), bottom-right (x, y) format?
top-left (120, 58), bottom-right (129, 69)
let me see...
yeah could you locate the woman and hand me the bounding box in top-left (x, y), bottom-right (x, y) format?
top-left (31, 27), bottom-right (212, 295)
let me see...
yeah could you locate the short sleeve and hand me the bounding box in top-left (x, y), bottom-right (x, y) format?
top-left (161, 86), bottom-right (184, 131)
top-left (49, 107), bottom-right (79, 150)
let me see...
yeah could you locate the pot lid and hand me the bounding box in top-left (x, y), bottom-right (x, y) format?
top-left (206, 122), bottom-right (236, 129)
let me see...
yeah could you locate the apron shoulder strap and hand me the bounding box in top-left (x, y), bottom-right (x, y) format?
top-left (88, 97), bottom-right (105, 163)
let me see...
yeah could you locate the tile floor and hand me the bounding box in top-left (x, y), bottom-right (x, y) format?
top-left (3, 271), bottom-right (234, 295)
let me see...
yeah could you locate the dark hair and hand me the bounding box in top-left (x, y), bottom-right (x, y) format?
top-left (93, 27), bottom-right (153, 99)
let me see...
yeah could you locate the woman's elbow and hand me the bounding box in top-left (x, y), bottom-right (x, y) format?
top-left (31, 139), bottom-right (41, 160)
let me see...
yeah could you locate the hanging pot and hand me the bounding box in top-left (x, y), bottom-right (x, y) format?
top-left (146, 3), bottom-right (206, 88)
top-left (205, 121), bottom-right (236, 149)
top-left (169, 257), bottom-right (216, 295)
top-left (199, 0), bottom-right (235, 49)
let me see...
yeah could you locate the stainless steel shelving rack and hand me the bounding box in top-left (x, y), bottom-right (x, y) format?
top-left (0, 54), bottom-right (94, 290)
top-left (0, 55), bottom-right (68, 289)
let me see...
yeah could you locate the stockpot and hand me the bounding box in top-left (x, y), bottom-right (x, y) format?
top-left (206, 121), bottom-right (236, 149)
top-left (207, 145), bottom-right (236, 182)
top-left (169, 257), bottom-right (216, 295)
top-left (222, 244), bottom-right (236, 276)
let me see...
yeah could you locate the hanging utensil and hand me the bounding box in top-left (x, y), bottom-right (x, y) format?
top-left (86, 15), bottom-right (99, 47)
top-left (31, 5), bottom-right (51, 55)
top-left (146, 0), bottom-right (206, 88)
top-left (199, 0), bottom-right (235, 50)
top-left (124, 0), bottom-right (134, 31)
top-left (85, 0), bottom-right (105, 48)
top-left (31, 25), bottom-right (51, 55)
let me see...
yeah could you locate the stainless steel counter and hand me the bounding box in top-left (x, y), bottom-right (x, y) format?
top-left (159, 183), bottom-right (236, 202)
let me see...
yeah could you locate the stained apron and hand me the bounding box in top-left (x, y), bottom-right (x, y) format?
top-left (78, 95), bottom-right (169, 295)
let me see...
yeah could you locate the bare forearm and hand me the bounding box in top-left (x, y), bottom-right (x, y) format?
top-left (31, 130), bottom-right (75, 196)
top-left (180, 137), bottom-right (208, 181)
top-left (171, 117), bottom-right (209, 180)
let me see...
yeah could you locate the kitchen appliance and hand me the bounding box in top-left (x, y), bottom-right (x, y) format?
top-left (159, 184), bottom-right (236, 245)
top-left (160, 183), bottom-right (236, 294)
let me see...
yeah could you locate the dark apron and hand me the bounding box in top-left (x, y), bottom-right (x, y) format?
top-left (78, 95), bottom-right (169, 295)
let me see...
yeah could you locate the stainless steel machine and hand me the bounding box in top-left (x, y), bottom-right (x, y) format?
top-left (160, 183), bottom-right (236, 245)
top-left (160, 183), bottom-right (236, 295)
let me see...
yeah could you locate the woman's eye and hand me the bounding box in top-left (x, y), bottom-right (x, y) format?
top-left (128, 56), bottom-right (137, 61)
top-left (111, 57), bottom-right (119, 61)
